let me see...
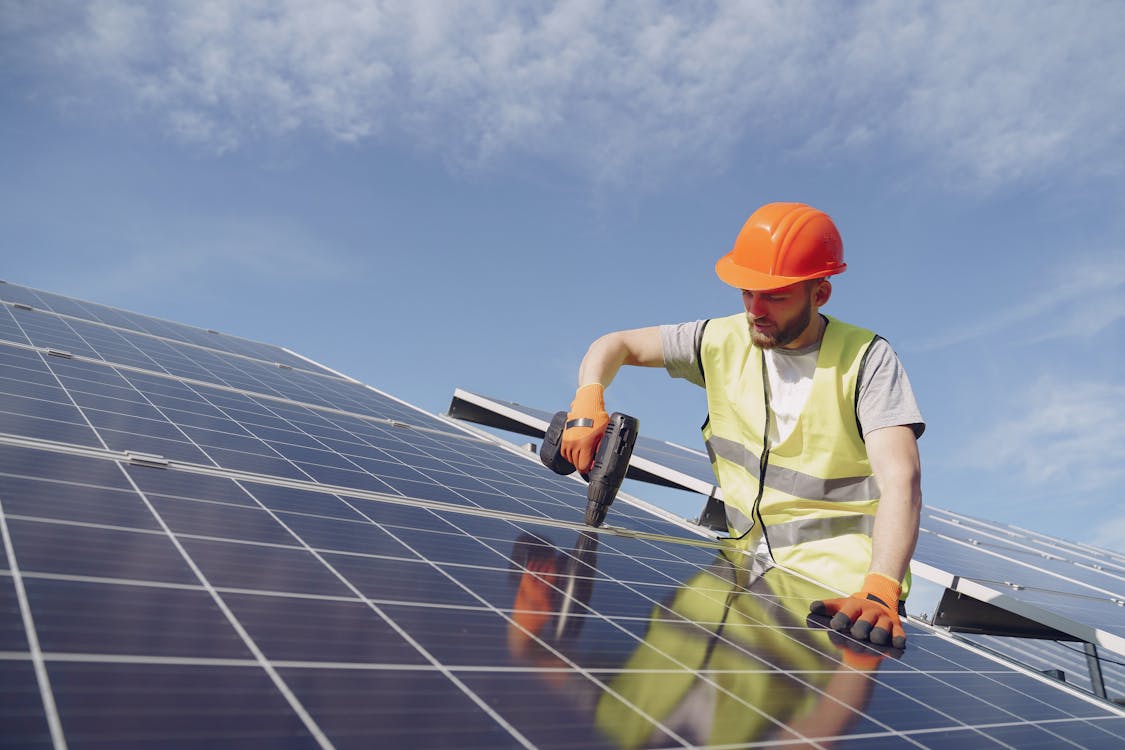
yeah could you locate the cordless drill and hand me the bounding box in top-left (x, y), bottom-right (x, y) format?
top-left (539, 411), bottom-right (639, 527)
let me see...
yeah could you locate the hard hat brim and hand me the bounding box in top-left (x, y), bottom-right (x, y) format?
top-left (715, 252), bottom-right (845, 291)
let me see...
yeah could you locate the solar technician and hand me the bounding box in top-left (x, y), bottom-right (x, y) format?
top-left (558, 201), bottom-right (925, 649)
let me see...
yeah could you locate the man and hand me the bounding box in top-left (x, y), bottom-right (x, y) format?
top-left (559, 202), bottom-right (924, 649)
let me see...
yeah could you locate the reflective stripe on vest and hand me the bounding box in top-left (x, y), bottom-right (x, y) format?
top-left (705, 435), bottom-right (881, 505)
top-left (766, 513), bottom-right (876, 549)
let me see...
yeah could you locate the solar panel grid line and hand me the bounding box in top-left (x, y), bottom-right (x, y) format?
top-left (5, 353), bottom-right (510, 492)
top-left (193, 474), bottom-right (546, 748)
top-left (921, 537), bottom-right (1125, 610)
top-left (2, 494), bottom-right (1125, 746)
top-left (23, 363), bottom-right (340, 748)
top-left (830, 719), bottom-right (1077, 750)
top-left (0, 497), bottom-right (67, 748)
top-left (863, 652), bottom-right (1101, 748)
top-left (409, 565), bottom-right (852, 745)
top-left (1, 346), bottom-right (381, 748)
top-left (1, 285), bottom-right (326, 375)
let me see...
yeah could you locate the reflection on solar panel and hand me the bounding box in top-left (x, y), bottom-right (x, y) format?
top-left (3, 282), bottom-right (1124, 748)
top-left (450, 391), bottom-right (1125, 699)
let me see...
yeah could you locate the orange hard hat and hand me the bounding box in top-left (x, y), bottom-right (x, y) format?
top-left (715, 202), bottom-right (846, 291)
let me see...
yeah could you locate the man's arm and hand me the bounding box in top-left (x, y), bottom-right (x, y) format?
top-left (809, 424), bottom-right (921, 649)
top-left (865, 425), bottom-right (922, 584)
top-left (561, 327), bottom-right (665, 471)
top-left (576, 327), bottom-right (665, 387)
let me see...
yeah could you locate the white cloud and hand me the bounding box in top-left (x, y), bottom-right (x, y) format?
top-left (915, 250), bottom-right (1125, 350)
top-left (5, 0), bottom-right (1125, 188)
top-left (959, 376), bottom-right (1125, 495)
top-left (1086, 512), bottom-right (1125, 552)
top-left (59, 213), bottom-right (360, 303)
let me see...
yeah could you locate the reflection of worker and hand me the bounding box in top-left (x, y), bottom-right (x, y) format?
top-left (559, 202), bottom-right (924, 648)
top-left (599, 549), bottom-right (889, 749)
top-left (508, 536), bottom-right (890, 748)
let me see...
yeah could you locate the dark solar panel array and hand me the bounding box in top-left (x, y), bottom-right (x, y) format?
top-left (0, 282), bottom-right (329, 375)
top-left (2, 285), bottom-right (1125, 748)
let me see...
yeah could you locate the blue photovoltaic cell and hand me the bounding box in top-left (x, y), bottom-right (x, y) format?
top-left (2, 284), bottom-right (1124, 748)
top-left (0, 662), bottom-right (51, 750)
top-left (0, 574), bottom-right (28, 651)
top-left (48, 662), bottom-right (321, 749)
top-left (26, 577), bottom-right (250, 659)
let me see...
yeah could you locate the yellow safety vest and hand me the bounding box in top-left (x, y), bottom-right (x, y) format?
top-left (700, 313), bottom-right (910, 597)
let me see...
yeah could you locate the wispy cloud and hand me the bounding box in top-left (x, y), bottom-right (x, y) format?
top-left (914, 250), bottom-right (1125, 351)
top-left (56, 213), bottom-right (361, 303)
top-left (1086, 512), bottom-right (1125, 553)
top-left (4, 1), bottom-right (1125, 188)
top-left (958, 376), bottom-right (1125, 496)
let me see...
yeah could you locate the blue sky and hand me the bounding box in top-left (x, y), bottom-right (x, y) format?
top-left (2, 2), bottom-right (1124, 549)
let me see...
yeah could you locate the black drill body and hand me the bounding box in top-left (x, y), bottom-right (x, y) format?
top-left (540, 411), bottom-right (638, 527)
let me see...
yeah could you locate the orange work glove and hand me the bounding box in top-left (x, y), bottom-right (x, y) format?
top-left (809, 572), bottom-right (906, 649)
top-left (559, 383), bottom-right (609, 473)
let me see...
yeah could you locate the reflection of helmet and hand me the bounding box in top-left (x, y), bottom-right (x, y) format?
top-left (715, 202), bottom-right (846, 291)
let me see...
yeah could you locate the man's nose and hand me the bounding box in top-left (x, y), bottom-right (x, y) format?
top-left (746, 295), bottom-right (767, 317)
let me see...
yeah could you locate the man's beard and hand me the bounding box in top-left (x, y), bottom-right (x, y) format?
top-left (748, 298), bottom-right (813, 349)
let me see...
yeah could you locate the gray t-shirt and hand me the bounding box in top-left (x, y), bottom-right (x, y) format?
top-left (660, 318), bottom-right (925, 439)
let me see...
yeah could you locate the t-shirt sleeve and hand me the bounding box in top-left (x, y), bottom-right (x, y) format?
top-left (857, 338), bottom-right (925, 439)
top-left (660, 320), bottom-right (707, 388)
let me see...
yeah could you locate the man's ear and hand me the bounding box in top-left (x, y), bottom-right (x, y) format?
top-left (814, 279), bottom-right (833, 307)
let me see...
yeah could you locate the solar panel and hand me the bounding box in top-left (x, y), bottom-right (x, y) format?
top-left (3, 282), bottom-right (1125, 748)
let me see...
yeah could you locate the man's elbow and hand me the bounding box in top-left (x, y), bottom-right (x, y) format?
top-left (881, 470), bottom-right (922, 513)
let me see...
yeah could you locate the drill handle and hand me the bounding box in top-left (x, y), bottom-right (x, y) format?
top-left (540, 411), bottom-right (577, 475)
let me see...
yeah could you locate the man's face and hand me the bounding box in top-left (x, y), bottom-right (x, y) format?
top-left (742, 281), bottom-right (818, 349)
